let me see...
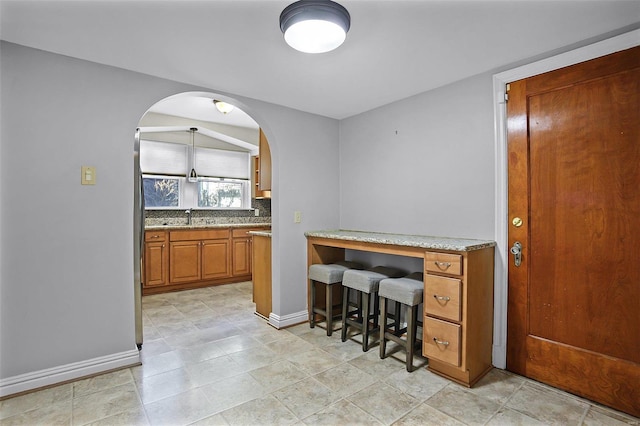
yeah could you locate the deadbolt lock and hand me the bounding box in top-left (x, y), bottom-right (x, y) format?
top-left (512, 217), bottom-right (523, 227)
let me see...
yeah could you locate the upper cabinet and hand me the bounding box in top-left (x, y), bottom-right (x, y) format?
top-left (258, 129), bottom-right (272, 193)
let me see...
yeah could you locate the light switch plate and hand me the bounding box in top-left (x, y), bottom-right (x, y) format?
top-left (294, 211), bottom-right (302, 223)
top-left (81, 166), bottom-right (96, 185)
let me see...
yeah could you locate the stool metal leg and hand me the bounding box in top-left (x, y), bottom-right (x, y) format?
top-left (341, 286), bottom-right (350, 342)
top-left (325, 282), bottom-right (333, 336)
top-left (379, 296), bottom-right (388, 359)
top-left (310, 280), bottom-right (316, 329)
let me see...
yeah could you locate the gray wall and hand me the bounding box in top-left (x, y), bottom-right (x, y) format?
top-left (339, 72), bottom-right (496, 241)
top-left (0, 42), bottom-right (340, 381)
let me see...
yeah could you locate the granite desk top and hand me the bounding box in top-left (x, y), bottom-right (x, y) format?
top-left (305, 229), bottom-right (495, 252)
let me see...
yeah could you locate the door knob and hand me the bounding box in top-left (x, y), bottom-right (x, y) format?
top-left (510, 241), bottom-right (522, 267)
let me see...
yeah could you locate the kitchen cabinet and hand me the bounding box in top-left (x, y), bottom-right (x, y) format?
top-left (169, 228), bottom-right (231, 284)
top-left (143, 230), bottom-right (168, 287)
top-left (143, 226), bottom-right (270, 295)
top-left (252, 232), bottom-right (272, 319)
top-left (252, 156), bottom-right (270, 199)
top-left (258, 129), bottom-right (271, 193)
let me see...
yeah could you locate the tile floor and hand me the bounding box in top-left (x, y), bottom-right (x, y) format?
top-left (1, 281), bottom-right (638, 425)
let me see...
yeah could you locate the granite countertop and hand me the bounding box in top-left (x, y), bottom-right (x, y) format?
top-left (248, 230), bottom-right (272, 237)
top-left (305, 229), bottom-right (496, 252)
top-left (146, 222), bottom-right (271, 231)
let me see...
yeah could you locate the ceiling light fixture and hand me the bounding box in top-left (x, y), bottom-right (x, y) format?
top-left (188, 127), bottom-right (198, 182)
top-left (279, 0), bottom-right (350, 54)
top-left (213, 100), bottom-right (234, 114)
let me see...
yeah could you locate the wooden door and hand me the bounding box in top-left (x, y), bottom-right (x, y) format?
top-left (507, 46), bottom-right (640, 416)
top-left (169, 241), bottom-right (201, 283)
top-left (202, 239), bottom-right (231, 279)
top-left (232, 237), bottom-right (251, 276)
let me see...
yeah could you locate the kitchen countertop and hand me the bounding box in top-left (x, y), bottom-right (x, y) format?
top-left (305, 229), bottom-right (495, 252)
top-left (248, 230), bottom-right (272, 237)
top-left (146, 223), bottom-right (271, 231)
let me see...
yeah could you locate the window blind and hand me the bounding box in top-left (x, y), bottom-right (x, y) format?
top-left (195, 147), bottom-right (249, 180)
top-left (140, 140), bottom-right (187, 175)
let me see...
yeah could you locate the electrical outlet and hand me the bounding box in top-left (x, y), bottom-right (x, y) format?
top-left (294, 211), bottom-right (302, 223)
top-left (254, 209), bottom-right (260, 217)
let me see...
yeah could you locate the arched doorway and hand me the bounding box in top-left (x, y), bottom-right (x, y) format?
top-left (133, 92), bottom-right (273, 348)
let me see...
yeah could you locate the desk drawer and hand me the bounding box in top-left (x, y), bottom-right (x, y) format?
top-left (425, 252), bottom-right (462, 276)
top-left (423, 317), bottom-right (461, 367)
top-left (425, 275), bottom-right (462, 322)
top-left (170, 229), bottom-right (229, 241)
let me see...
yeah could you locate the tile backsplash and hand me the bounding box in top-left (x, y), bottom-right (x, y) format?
top-left (145, 198), bottom-right (271, 227)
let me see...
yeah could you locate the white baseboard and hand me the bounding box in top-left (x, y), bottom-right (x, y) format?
top-left (0, 348), bottom-right (141, 397)
top-left (268, 310), bottom-right (308, 329)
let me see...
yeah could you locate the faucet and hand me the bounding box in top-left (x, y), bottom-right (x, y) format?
top-left (185, 209), bottom-right (192, 225)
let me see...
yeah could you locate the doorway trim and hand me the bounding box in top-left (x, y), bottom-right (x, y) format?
top-left (491, 28), bottom-right (640, 369)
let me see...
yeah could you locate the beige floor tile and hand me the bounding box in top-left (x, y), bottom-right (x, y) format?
top-left (393, 403), bottom-right (465, 426)
top-left (265, 335), bottom-right (315, 356)
top-left (155, 321), bottom-right (200, 338)
top-left (220, 395), bottom-right (299, 425)
top-left (349, 349), bottom-right (407, 378)
top-left (583, 405), bottom-right (640, 425)
top-left (272, 377), bottom-right (342, 419)
top-left (319, 338), bottom-right (369, 362)
top-left (0, 383), bottom-right (72, 420)
top-left (228, 345), bottom-right (280, 370)
top-left (214, 334), bottom-right (263, 355)
top-left (135, 350), bottom-right (185, 378)
top-left (246, 324), bottom-right (290, 344)
top-left (283, 323), bottom-right (312, 336)
top-left (173, 340), bottom-right (227, 365)
top-left (135, 367), bottom-right (197, 404)
top-left (144, 388), bottom-right (218, 426)
top-left (426, 384), bottom-right (501, 426)
top-left (73, 369), bottom-right (134, 398)
top-left (86, 406), bottom-right (149, 426)
top-left (248, 360), bottom-right (308, 392)
top-left (348, 382), bottom-right (419, 424)
top-left (190, 412), bottom-right (230, 425)
top-left (383, 366), bottom-right (449, 401)
top-left (72, 382), bottom-right (142, 425)
top-left (313, 362), bottom-right (377, 398)
top-left (199, 373), bottom-right (267, 414)
top-left (285, 348), bottom-right (342, 375)
top-left (1, 400), bottom-right (72, 426)
top-left (185, 355), bottom-right (245, 387)
top-left (301, 398), bottom-right (383, 425)
top-left (486, 407), bottom-right (546, 425)
top-left (465, 368), bottom-right (526, 404)
top-left (139, 339), bottom-right (173, 359)
top-left (505, 381), bottom-right (589, 425)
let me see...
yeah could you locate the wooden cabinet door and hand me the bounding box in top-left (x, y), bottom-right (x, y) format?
top-left (202, 239), bottom-right (231, 280)
top-left (232, 238), bottom-right (251, 276)
top-left (258, 129), bottom-right (271, 191)
top-left (169, 241), bottom-right (201, 283)
top-left (144, 241), bottom-right (167, 287)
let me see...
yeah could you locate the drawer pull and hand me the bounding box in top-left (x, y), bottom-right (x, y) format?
top-left (433, 337), bottom-right (450, 346)
top-left (151, 235), bottom-right (160, 238)
top-left (434, 261), bottom-right (451, 270)
top-left (433, 294), bottom-right (450, 302)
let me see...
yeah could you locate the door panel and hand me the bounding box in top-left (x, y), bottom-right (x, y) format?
top-left (507, 46), bottom-right (640, 416)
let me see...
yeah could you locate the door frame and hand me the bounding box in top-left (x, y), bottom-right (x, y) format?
top-left (490, 28), bottom-right (639, 369)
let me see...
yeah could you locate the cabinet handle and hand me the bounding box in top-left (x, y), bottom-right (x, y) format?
top-left (162, 244), bottom-right (165, 248)
top-left (151, 235), bottom-right (159, 238)
top-left (433, 294), bottom-right (450, 301)
top-left (433, 337), bottom-right (449, 346)
top-left (434, 261), bottom-right (451, 270)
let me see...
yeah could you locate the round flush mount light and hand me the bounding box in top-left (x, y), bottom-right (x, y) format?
top-left (280, 0), bottom-right (351, 54)
top-left (213, 100), bottom-right (234, 114)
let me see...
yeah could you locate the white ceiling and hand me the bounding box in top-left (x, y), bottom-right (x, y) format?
top-left (1, 0), bottom-right (638, 120)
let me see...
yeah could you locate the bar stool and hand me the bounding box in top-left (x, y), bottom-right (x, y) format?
top-left (341, 266), bottom-right (404, 351)
top-left (309, 261), bottom-right (363, 336)
top-left (379, 272), bottom-right (424, 372)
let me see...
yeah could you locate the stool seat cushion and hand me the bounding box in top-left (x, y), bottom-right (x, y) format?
top-left (379, 272), bottom-right (424, 306)
top-left (309, 261), bottom-right (363, 284)
top-left (342, 266), bottom-right (404, 294)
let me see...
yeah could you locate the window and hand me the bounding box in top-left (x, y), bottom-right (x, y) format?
top-left (143, 175), bottom-right (181, 208)
top-left (197, 179), bottom-right (246, 208)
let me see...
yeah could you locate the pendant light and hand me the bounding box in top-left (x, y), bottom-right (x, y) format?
top-left (280, 0), bottom-right (350, 54)
top-left (188, 127), bottom-right (198, 182)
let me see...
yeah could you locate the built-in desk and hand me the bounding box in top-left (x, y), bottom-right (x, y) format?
top-left (305, 229), bottom-right (496, 387)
